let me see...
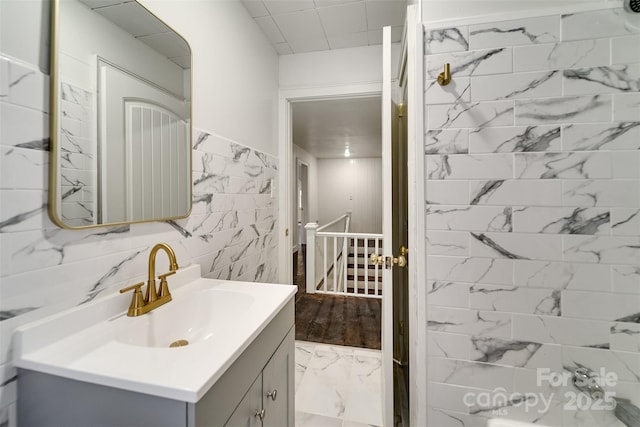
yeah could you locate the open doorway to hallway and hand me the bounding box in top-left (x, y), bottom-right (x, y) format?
top-left (288, 96), bottom-right (383, 351)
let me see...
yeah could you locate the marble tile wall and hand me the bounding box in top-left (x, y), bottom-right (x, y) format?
top-left (0, 54), bottom-right (278, 426)
top-left (425, 7), bottom-right (640, 427)
top-left (59, 81), bottom-right (96, 227)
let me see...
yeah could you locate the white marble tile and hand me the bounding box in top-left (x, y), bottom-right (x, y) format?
top-left (0, 190), bottom-right (49, 233)
top-left (562, 290), bottom-right (640, 321)
top-left (564, 235), bottom-right (640, 265)
top-left (513, 38), bottom-right (610, 72)
top-left (471, 71), bottom-right (562, 101)
top-left (0, 146), bottom-right (47, 190)
top-left (612, 150), bottom-right (640, 179)
top-left (8, 61), bottom-right (48, 112)
top-left (426, 205), bottom-right (512, 232)
top-left (428, 407), bottom-right (488, 427)
top-left (471, 337), bottom-right (562, 371)
top-left (427, 100), bottom-right (514, 129)
top-left (427, 154), bottom-right (513, 180)
top-left (469, 284), bottom-right (561, 316)
top-left (469, 232), bottom-right (562, 261)
top-left (562, 345), bottom-right (640, 383)
top-left (612, 265), bottom-right (640, 294)
top-left (563, 407), bottom-right (627, 427)
top-left (428, 382), bottom-right (478, 413)
top-left (427, 231), bottom-right (470, 256)
top-left (424, 26), bottom-right (469, 54)
top-left (427, 306), bottom-right (512, 338)
top-left (427, 331), bottom-right (471, 359)
top-left (343, 353), bottom-right (383, 426)
top-left (0, 103), bottom-right (48, 149)
top-left (427, 280), bottom-right (470, 308)
top-left (295, 412), bottom-right (343, 427)
top-left (512, 206), bottom-right (610, 234)
top-left (469, 15), bottom-right (560, 49)
top-left (512, 314), bottom-right (611, 348)
top-left (428, 357), bottom-right (514, 391)
top-left (562, 179), bottom-right (640, 208)
top-left (515, 151), bottom-right (611, 179)
top-left (295, 345), bottom-right (354, 419)
top-left (610, 322), bottom-right (640, 352)
top-left (562, 8), bottom-right (637, 41)
top-left (470, 179), bottom-right (563, 206)
top-left (612, 35), bottom-right (640, 65)
top-left (613, 92), bottom-right (640, 121)
top-left (515, 95), bottom-right (612, 125)
top-left (427, 256), bottom-right (514, 285)
top-left (425, 129), bottom-right (469, 154)
top-left (562, 122), bottom-right (640, 151)
top-left (514, 260), bottom-right (611, 292)
top-left (469, 125), bottom-right (560, 153)
top-left (295, 341), bottom-right (315, 391)
top-left (563, 64), bottom-right (640, 96)
top-left (0, 57), bottom-right (9, 102)
top-left (425, 48), bottom-right (512, 79)
top-left (426, 180), bottom-right (470, 205)
top-left (425, 77), bottom-right (470, 105)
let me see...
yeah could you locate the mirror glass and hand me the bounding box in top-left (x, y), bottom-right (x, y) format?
top-left (50, 0), bottom-right (192, 228)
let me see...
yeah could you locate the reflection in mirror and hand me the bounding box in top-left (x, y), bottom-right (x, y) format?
top-left (50, 0), bottom-right (192, 228)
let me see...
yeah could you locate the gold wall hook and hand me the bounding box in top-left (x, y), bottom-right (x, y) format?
top-left (437, 63), bottom-right (452, 86)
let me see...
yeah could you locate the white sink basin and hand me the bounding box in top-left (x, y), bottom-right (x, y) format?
top-left (13, 264), bottom-right (296, 402)
top-left (115, 289), bottom-right (254, 348)
top-left (487, 419), bottom-right (551, 427)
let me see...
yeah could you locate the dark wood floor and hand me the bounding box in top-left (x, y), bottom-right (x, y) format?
top-left (294, 246), bottom-right (381, 350)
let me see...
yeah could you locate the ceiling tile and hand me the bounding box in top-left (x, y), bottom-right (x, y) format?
top-left (240, 0), bottom-right (270, 17)
top-left (317, 2), bottom-right (367, 36)
top-left (367, 28), bottom-right (382, 44)
top-left (274, 43), bottom-right (294, 55)
top-left (93, 2), bottom-right (171, 37)
top-left (365, 0), bottom-right (405, 30)
top-left (263, 0), bottom-right (315, 16)
top-left (314, 0), bottom-right (360, 8)
top-left (255, 16), bottom-right (286, 43)
top-left (288, 37), bottom-right (330, 54)
top-left (327, 31), bottom-right (368, 49)
top-left (273, 9), bottom-right (325, 41)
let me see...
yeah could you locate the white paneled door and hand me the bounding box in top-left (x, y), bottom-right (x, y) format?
top-left (381, 25), bottom-right (394, 427)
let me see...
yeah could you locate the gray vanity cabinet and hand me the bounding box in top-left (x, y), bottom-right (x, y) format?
top-left (224, 328), bottom-right (294, 427)
top-left (18, 299), bottom-right (295, 427)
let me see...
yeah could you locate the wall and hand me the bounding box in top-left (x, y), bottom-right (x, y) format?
top-left (292, 144), bottom-right (318, 248)
top-left (424, 5), bottom-right (640, 426)
top-left (317, 157), bottom-right (382, 234)
top-left (279, 43), bottom-right (402, 89)
top-left (0, 0), bottom-right (279, 425)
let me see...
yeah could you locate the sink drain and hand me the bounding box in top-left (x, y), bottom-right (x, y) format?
top-left (169, 339), bottom-right (189, 348)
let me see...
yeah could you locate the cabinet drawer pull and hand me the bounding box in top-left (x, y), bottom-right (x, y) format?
top-left (266, 389), bottom-right (277, 401)
top-left (254, 409), bottom-right (265, 420)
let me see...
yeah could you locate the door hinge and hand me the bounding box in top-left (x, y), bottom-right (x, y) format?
top-left (285, 228), bottom-right (289, 236)
top-left (398, 103), bottom-right (405, 118)
top-left (399, 320), bottom-right (405, 336)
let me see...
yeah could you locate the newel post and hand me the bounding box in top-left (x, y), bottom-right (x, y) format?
top-left (305, 222), bottom-right (319, 294)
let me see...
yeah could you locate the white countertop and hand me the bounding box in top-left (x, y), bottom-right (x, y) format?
top-left (13, 265), bottom-right (296, 403)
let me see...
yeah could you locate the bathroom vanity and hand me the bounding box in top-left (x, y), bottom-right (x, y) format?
top-left (14, 265), bottom-right (296, 427)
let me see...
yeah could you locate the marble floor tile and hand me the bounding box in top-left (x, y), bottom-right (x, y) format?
top-left (295, 341), bottom-right (383, 427)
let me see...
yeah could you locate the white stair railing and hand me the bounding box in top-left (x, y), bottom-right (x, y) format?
top-left (305, 212), bottom-right (383, 299)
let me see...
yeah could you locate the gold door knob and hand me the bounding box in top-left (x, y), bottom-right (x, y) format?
top-left (393, 255), bottom-right (407, 268)
top-left (370, 253), bottom-right (384, 266)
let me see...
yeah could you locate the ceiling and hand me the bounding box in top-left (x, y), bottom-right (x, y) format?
top-left (241, 0), bottom-right (407, 55)
top-left (292, 97), bottom-right (382, 159)
top-left (79, 0), bottom-right (191, 69)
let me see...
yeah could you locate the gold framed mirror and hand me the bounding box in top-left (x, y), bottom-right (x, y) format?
top-left (49, 0), bottom-right (192, 229)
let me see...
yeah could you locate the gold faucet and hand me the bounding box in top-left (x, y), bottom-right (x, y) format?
top-left (119, 243), bottom-right (179, 316)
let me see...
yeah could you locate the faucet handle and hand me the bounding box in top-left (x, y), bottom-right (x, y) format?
top-left (157, 272), bottom-right (176, 299)
top-left (119, 283), bottom-right (145, 316)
